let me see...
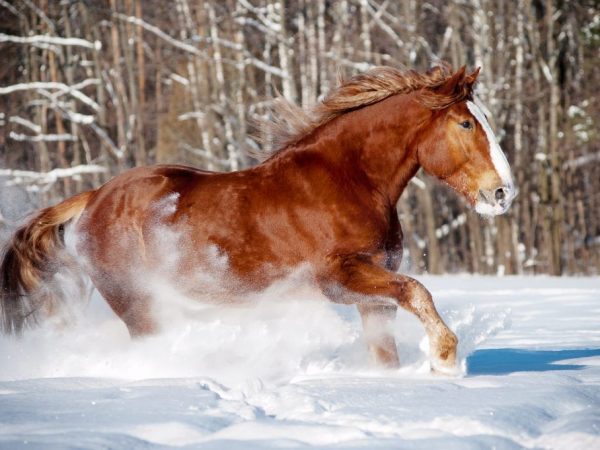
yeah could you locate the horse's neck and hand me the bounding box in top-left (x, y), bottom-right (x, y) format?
top-left (291, 93), bottom-right (426, 205)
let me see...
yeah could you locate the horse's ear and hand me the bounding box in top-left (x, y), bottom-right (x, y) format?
top-left (464, 67), bottom-right (481, 92)
top-left (437, 66), bottom-right (467, 95)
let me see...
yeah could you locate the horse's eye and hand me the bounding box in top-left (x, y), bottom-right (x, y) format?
top-left (460, 120), bottom-right (473, 130)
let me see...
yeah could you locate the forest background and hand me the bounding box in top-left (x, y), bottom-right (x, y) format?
top-left (0, 0), bottom-right (598, 276)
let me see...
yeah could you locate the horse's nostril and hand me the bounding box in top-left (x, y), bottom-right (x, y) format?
top-left (495, 187), bottom-right (506, 202)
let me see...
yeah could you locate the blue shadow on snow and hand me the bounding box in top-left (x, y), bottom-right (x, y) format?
top-left (467, 348), bottom-right (600, 376)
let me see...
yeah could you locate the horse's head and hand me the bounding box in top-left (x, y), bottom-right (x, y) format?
top-left (416, 67), bottom-right (515, 216)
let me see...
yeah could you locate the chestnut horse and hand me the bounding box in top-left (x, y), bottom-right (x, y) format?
top-left (0, 66), bottom-right (514, 373)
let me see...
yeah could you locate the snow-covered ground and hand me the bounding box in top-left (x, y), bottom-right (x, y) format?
top-left (0, 275), bottom-right (599, 449)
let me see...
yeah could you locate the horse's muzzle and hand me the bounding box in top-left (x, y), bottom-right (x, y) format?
top-left (475, 184), bottom-right (516, 216)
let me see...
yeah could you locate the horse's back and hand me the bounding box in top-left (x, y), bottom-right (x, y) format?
top-left (76, 165), bottom-right (212, 266)
top-left (74, 159), bottom-right (394, 297)
top-left (75, 165), bottom-right (269, 288)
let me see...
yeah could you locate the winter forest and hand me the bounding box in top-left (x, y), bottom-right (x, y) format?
top-left (0, 0), bottom-right (599, 276)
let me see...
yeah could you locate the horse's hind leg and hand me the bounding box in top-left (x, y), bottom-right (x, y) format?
top-left (92, 278), bottom-right (158, 337)
top-left (357, 304), bottom-right (400, 368)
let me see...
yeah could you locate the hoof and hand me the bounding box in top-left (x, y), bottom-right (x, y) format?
top-left (429, 331), bottom-right (458, 376)
top-left (430, 359), bottom-right (461, 377)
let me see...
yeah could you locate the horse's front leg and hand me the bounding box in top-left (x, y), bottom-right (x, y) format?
top-left (322, 255), bottom-right (458, 373)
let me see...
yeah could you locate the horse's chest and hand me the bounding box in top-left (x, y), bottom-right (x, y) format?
top-left (334, 209), bottom-right (389, 245)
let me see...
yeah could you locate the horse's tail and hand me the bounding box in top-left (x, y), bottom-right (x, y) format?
top-left (0, 191), bottom-right (93, 334)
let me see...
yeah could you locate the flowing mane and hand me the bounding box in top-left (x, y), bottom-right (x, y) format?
top-left (260, 65), bottom-right (474, 153)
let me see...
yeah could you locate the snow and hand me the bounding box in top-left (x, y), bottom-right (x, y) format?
top-left (0, 275), bottom-right (599, 449)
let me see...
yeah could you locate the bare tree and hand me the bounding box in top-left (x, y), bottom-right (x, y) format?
top-left (1, 0), bottom-right (598, 275)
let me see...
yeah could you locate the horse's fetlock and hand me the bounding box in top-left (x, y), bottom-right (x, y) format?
top-left (431, 329), bottom-right (458, 365)
top-left (445, 330), bottom-right (458, 348)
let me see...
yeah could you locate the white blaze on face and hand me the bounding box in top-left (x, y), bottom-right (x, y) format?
top-left (466, 99), bottom-right (514, 186)
top-left (466, 98), bottom-right (515, 215)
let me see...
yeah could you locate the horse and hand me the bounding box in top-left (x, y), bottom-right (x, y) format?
top-left (0, 65), bottom-right (515, 373)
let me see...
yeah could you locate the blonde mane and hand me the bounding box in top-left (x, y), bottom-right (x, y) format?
top-left (258, 65), bottom-right (472, 156)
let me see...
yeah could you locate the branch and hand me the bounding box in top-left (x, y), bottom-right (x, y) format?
top-left (31, 92), bottom-right (120, 159)
top-left (362, 0), bottom-right (405, 47)
top-left (562, 152), bottom-right (600, 170)
top-left (0, 0), bottom-right (23, 19)
top-left (0, 80), bottom-right (100, 111)
top-left (409, 176), bottom-right (426, 190)
top-left (0, 165), bottom-right (107, 186)
top-left (9, 132), bottom-right (77, 142)
top-left (114, 13), bottom-right (288, 79)
top-left (181, 143), bottom-right (230, 168)
top-left (89, 123), bottom-right (123, 159)
top-left (114, 13), bottom-right (205, 57)
top-left (9, 116), bottom-right (41, 133)
top-left (325, 52), bottom-right (371, 71)
top-left (237, 0), bottom-right (281, 32)
top-left (178, 111), bottom-right (205, 121)
top-left (0, 33), bottom-right (101, 50)
top-left (33, 91), bottom-right (96, 125)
